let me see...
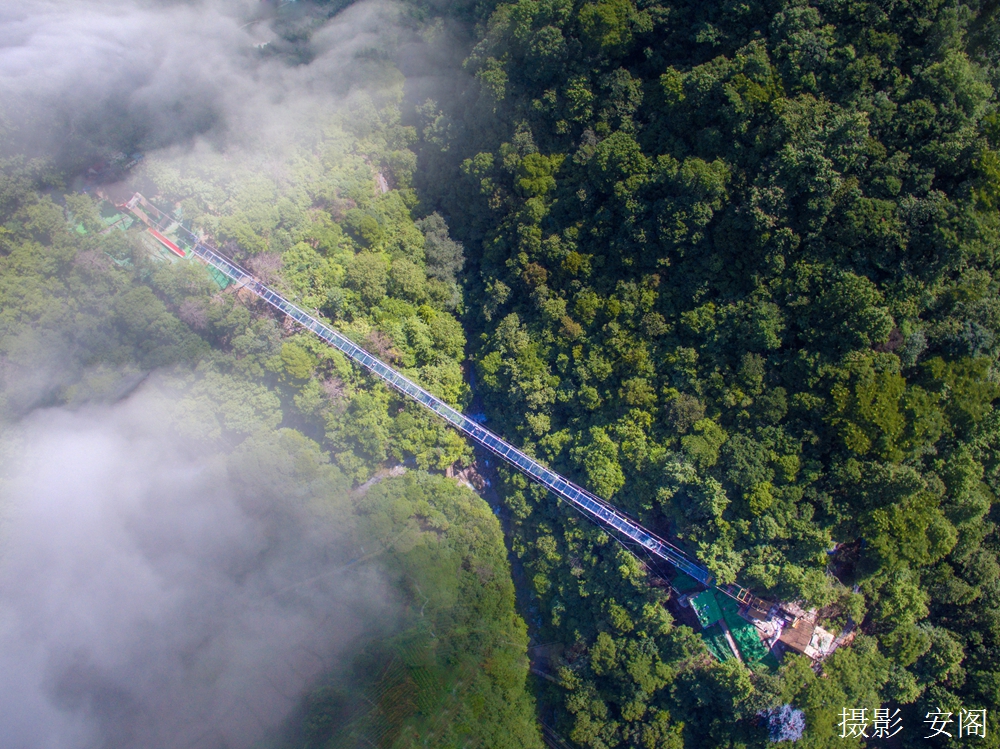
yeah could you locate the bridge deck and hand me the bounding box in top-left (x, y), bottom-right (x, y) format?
top-left (189, 240), bottom-right (717, 588)
top-left (120, 193), bottom-right (761, 600)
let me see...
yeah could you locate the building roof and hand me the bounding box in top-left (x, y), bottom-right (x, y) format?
top-left (691, 591), bottom-right (724, 628)
top-left (779, 619), bottom-right (816, 653)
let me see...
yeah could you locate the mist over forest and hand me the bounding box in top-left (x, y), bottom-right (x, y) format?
top-left (1, 0), bottom-right (1000, 747)
top-left (0, 1), bottom-right (418, 160)
top-left (0, 387), bottom-right (387, 748)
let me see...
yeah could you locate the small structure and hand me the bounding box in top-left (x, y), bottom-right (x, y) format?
top-left (120, 193), bottom-right (231, 290)
top-left (690, 590), bottom-right (723, 629)
top-left (778, 618), bottom-right (815, 655)
top-left (777, 616), bottom-right (838, 660)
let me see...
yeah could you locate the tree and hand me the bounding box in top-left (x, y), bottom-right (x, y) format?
top-left (345, 252), bottom-right (390, 306)
top-left (416, 212), bottom-right (464, 284)
top-left (572, 425), bottom-right (626, 498)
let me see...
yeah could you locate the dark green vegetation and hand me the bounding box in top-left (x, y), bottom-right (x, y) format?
top-left (0, 83), bottom-right (541, 746)
top-left (415, 0), bottom-right (1000, 746)
top-left (297, 472), bottom-right (538, 748)
top-left (138, 88), bottom-right (471, 485)
top-left (5, 0), bottom-right (1000, 744)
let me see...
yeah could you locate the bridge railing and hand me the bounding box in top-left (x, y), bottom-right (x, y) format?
top-left (116, 191), bottom-right (766, 602)
top-left (186, 240), bottom-right (721, 587)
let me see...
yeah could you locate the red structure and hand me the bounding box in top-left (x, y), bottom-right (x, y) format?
top-left (148, 228), bottom-right (185, 258)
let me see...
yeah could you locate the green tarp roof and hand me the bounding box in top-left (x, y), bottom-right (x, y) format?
top-left (691, 590), bottom-right (723, 628)
top-left (702, 625), bottom-right (734, 662)
top-left (694, 590), bottom-right (772, 664)
top-left (719, 594), bottom-right (769, 662)
top-left (730, 620), bottom-right (769, 662)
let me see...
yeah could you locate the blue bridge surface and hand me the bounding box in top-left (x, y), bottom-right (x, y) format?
top-left (127, 194), bottom-right (756, 604)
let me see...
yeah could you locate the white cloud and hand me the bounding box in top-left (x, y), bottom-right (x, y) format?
top-left (0, 388), bottom-right (388, 749)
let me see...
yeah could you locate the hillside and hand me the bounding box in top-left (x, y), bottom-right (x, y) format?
top-left (417, 0), bottom-right (1000, 745)
top-left (0, 72), bottom-right (541, 748)
top-left (2, 0), bottom-right (999, 745)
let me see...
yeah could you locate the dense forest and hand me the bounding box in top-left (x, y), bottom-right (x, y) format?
top-left (2, 0), bottom-right (1000, 746)
top-left (415, 0), bottom-right (1000, 746)
top-left (0, 76), bottom-right (540, 747)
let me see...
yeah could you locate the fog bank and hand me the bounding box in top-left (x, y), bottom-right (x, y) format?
top-left (0, 389), bottom-right (386, 749)
top-left (0, 0), bottom-right (410, 163)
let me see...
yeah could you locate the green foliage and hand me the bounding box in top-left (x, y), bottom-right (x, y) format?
top-left (680, 418), bottom-right (727, 471)
top-left (578, 0), bottom-right (634, 54)
top-left (571, 425), bottom-right (626, 497)
top-left (418, 0), bottom-right (1000, 742)
top-left (11, 0), bottom-right (1000, 744)
top-left (279, 341), bottom-right (316, 381)
top-left (345, 251), bottom-right (390, 306)
top-left (416, 212), bottom-right (464, 285)
top-left (0, 70), bottom-right (522, 749)
top-left (779, 638), bottom-right (892, 748)
top-left (321, 472), bottom-right (544, 749)
top-left (143, 92), bottom-right (478, 491)
top-left (516, 152), bottom-right (565, 197)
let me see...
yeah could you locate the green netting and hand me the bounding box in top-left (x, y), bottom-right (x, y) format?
top-left (672, 573), bottom-right (703, 593)
top-left (731, 619), bottom-right (769, 662)
top-left (207, 265), bottom-right (231, 289)
top-left (718, 595), bottom-right (770, 662)
top-left (718, 594), bottom-right (744, 633)
top-left (691, 590), bottom-right (723, 628)
top-left (701, 625), bottom-right (734, 661)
